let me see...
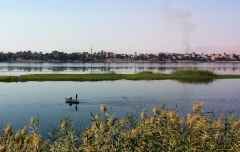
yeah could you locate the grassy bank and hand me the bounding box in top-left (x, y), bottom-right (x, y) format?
top-left (1, 69), bottom-right (240, 82)
top-left (1, 102), bottom-right (240, 151)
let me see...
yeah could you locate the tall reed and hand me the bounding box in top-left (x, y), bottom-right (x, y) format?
top-left (1, 102), bottom-right (240, 151)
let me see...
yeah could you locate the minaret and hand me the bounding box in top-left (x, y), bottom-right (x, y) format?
top-left (90, 46), bottom-right (92, 74)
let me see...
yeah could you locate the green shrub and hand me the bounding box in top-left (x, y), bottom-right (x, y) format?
top-left (171, 69), bottom-right (216, 76)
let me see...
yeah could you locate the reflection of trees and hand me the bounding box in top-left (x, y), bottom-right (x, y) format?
top-left (7, 67), bottom-right (14, 71)
top-left (48, 67), bottom-right (67, 72)
top-left (4, 66), bottom-right (240, 73)
top-left (2, 63), bottom-right (240, 74)
top-left (24, 67), bottom-right (31, 72)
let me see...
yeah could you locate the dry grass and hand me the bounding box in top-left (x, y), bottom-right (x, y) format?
top-left (1, 102), bottom-right (240, 151)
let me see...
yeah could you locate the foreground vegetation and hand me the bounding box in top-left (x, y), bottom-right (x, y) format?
top-left (1, 102), bottom-right (240, 151)
top-left (1, 69), bottom-right (240, 83)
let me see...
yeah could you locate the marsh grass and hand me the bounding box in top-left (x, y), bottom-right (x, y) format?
top-left (171, 69), bottom-right (217, 77)
top-left (0, 69), bottom-right (240, 83)
top-left (1, 102), bottom-right (240, 151)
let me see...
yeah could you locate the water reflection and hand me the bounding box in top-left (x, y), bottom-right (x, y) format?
top-left (2, 66), bottom-right (240, 74)
top-left (1, 62), bottom-right (240, 75)
top-left (175, 78), bottom-right (215, 84)
top-left (66, 103), bottom-right (79, 112)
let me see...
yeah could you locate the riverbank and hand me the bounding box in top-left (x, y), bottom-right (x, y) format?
top-left (1, 102), bottom-right (240, 151)
top-left (0, 69), bottom-right (240, 82)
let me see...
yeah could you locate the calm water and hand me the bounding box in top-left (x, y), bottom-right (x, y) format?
top-left (0, 80), bottom-right (240, 138)
top-left (0, 62), bottom-right (240, 75)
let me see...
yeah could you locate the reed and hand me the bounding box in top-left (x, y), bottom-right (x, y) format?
top-left (1, 102), bottom-right (240, 151)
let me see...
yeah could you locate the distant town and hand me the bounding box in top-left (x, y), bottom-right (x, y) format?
top-left (0, 50), bottom-right (240, 62)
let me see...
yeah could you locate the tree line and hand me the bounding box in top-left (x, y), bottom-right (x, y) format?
top-left (0, 50), bottom-right (107, 62)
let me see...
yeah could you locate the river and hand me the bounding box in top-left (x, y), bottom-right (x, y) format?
top-left (0, 79), bottom-right (240, 139)
top-left (0, 62), bottom-right (240, 75)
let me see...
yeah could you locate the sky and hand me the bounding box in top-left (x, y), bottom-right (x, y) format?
top-left (0, 0), bottom-right (240, 54)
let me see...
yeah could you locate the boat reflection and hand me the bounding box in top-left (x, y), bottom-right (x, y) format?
top-left (66, 102), bottom-right (79, 111)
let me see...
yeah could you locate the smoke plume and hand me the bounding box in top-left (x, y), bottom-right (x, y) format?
top-left (164, 7), bottom-right (196, 53)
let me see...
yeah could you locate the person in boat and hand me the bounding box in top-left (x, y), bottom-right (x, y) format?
top-left (75, 94), bottom-right (78, 100)
top-left (69, 96), bottom-right (72, 100)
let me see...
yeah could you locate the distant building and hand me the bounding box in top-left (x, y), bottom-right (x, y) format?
top-left (211, 56), bottom-right (216, 61)
top-left (229, 53), bottom-right (235, 60)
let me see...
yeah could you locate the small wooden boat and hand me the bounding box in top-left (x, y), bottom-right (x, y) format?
top-left (65, 98), bottom-right (79, 103)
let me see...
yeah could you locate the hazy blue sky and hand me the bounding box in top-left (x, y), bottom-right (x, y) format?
top-left (0, 0), bottom-right (240, 54)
